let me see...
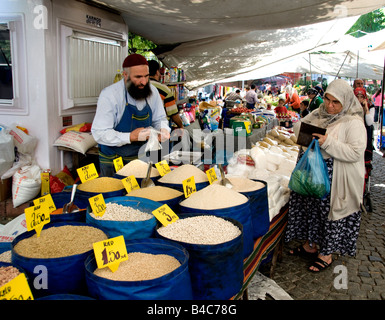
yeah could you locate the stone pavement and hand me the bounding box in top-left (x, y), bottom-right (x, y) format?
top-left (251, 148), bottom-right (385, 300)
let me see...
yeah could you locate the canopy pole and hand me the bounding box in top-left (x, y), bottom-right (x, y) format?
top-left (309, 53), bottom-right (312, 87)
top-left (356, 50), bottom-right (359, 79)
top-left (335, 51), bottom-right (350, 79)
top-left (380, 54), bottom-right (385, 151)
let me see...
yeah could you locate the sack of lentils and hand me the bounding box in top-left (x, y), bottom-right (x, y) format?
top-left (76, 177), bottom-right (126, 199)
top-left (11, 222), bottom-right (108, 298)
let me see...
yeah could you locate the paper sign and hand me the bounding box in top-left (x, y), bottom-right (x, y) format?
top-left (206, 168), bottom-right (218, 184)
top-left (93, 235), bottom-right (128, 272)
top-left (0, 273), bottom-right (33, 300)
top-left (89, 194), bottom-right (106, 217)
top-left (152, 204), bottom-right (179, 227)
top-left (155, 160), bottom-right (171, 176)
top-left (113, 157), bottom-right (124, 172)
top-left (183, 176), bottom-right (196, 198)
top-left (77, 163), bottom-right (99, 183)
top-left (122, 175), bottom-right (140, 194)
top-left (24, 203), bottom-right (51, 237)
top-left (33, 194), bottom-right (56, 214)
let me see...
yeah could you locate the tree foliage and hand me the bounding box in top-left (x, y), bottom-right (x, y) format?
top-left (347, 7), bottom-right (385, 37)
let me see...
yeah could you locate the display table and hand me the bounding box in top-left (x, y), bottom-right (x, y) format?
top-left (232, 203), bottom-right (289, 300)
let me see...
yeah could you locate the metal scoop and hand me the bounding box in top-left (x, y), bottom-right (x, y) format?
top-left (63, 184), bottom-right (79, 213)
top-left (218, 164), bottom-right (233, 189)
top-left (141, 161), bottom-right (155, 188)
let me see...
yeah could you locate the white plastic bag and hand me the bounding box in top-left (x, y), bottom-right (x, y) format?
top-left (0, 128), bottom-right (15, 177)
top-left (12, 164), bottom-right (42, 208)
top-left (9, 124), bottom-right (37, 155)
top-left (0, 213), bottom-right (27, 244)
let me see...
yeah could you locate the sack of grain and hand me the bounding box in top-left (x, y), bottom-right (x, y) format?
top-left (12, 222), bottom-right (108, 298)
top-left (179, 184), bottom-right (253, 258)
top-left (114, 159), bottom-right (160, 185)
top-left (156, 215), bottom-right (243, 300)
top-left (76, 177), bottom-right (126, 199)
top-left (86, 196), bottom-right (158, 240)
top-left (85, 238), bottom-right (193, 300)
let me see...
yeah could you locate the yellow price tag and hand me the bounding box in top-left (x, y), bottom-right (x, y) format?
top-left (24, 204), bottom-right (50, 237)
top-left (206, 168), bottom-right (218, 184)
top-left (122, 175), bottom-right (140, 194)
top-left (0, 273), bottom-right (33, 300)
top-left (77, 163), bottom-right (99, 183)
top-left (155, 160), bottom-right (171, 176)
top-left (113, 157), bottom-right (124, 172)
top-left (33, 194), bottom-right (56, 214)
top-left (93, 235), bottom-right (128, 272)
top-left (183, 176), bottom-right (196, 198)
top-left (152, 204), bottom-right (179, 227)
top-left (89, 194), bottom-right (106, 217)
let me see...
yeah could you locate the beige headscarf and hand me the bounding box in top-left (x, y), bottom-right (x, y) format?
top-left (302, 79), bottom-right (364, 128)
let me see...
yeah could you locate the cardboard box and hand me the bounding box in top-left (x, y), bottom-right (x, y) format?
top-left (0, 178), bottom-right (12, 202)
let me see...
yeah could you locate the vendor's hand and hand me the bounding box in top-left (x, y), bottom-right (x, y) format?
top-left (312, 133), bottom-right (327, 146)
top-left (158, 128), bottom-right (170, 142)
top-left (131, 127), bottom-right (151, 142)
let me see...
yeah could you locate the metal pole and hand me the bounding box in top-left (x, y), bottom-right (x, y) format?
top-left (380, 55), bottom-right (385, 150)
top-left (335, 51), bottom-right (350, 79)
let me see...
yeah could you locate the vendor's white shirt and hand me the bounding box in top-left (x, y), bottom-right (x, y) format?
top-left (91, 79), bottom-right (170, 147)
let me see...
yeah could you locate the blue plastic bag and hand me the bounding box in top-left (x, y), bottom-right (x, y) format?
top-left (288, 139), bottom-right (330, 199)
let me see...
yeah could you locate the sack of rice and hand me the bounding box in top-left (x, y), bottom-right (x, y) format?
top-left (76, 177), bottom-right (126, 199)
top-left (114, 159), bottom-right (160, 185)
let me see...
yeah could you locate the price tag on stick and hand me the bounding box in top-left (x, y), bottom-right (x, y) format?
top-left (152, 204), bottom-right (179, 227)
top-left (89, 194), bottom-right (106, 217)
top-left (0, 273), bottom-right (34, 300)
top-left (93, 235), bottom-right (128, 272)
top-left (25, 203), bottom-right (51, 237)
top-left (206, 168), bottom-right (218, 184)
top-left (155, 160), bottom-right (171, 176)
top-left (33, 194), bottom-right (56, 213)
top-left (183, 176), bottom-right (196, 198)
top-left (77, 163), bottom-right (99, 183)
top-left (122, 175), bottom-right (140, 194)
top-left (113, 157), bottom-right (124, 172)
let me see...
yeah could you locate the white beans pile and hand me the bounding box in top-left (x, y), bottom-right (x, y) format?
top-left (180, 184), bottom-right (248, 210)
top-left (0, 266), bottom-right (21, 287)
top-left (158, 164), bottom-right (208, 184)
top-left (90, 202), bottom-right (153, 221)
top-left (93, 252), bottom-right (181, 281)
top-left (157, 215), bottom-right (241, 245)
top-left (117, 159), bottom-right (160, 178)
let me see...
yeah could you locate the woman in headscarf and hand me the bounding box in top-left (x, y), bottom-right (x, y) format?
top-left (285, 85), bottom-right (301, 111)
top-left (285, 79), bottom-right (366, 272)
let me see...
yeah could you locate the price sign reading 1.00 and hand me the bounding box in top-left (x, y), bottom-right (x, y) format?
top-left (93, 235), bottom-right (128, 272)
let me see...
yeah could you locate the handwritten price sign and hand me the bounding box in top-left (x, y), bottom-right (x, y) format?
top-left (183, 176), bottom-right (196, 198)
top-left (206, 168), bottom-right (218, 184)
top-left (0, 273), bottom-right (33, 300)
top-left (93, 235), bottom-right (128, 272)
top-left (89, 194), bottom-right (106, 217)
top-left (155, 160), bottom-right (171, 176)
top-left (24, 203), bottom-right (51, 237)
top-left (152, 204), bottom-right (179, 227)
top-left (77, 163), bottom-right (99, 183)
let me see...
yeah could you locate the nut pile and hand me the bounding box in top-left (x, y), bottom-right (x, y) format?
top-left (14, 225), bottom-right (108, 259)
top-left (157, 215), bottom-right (241, 245)
top-left (0, 266), bottom-right (21, 287)
top-left (93, 252), bottom-right (181, 281)
top-left (90, 202), bottom-right (153, 221)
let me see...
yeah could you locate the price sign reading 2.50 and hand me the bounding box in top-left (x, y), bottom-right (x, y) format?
top-left (93, 235), bottom-right (128, 272)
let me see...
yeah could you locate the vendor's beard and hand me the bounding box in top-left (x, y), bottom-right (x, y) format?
top-left (126, 80), bottom-right (152, 100)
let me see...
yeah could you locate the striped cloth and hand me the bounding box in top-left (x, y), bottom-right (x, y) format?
top-left (232, 203), bottom-right (289, 300)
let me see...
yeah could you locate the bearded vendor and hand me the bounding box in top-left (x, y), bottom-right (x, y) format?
top-left (91, 53), bottom-right (170, 176)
